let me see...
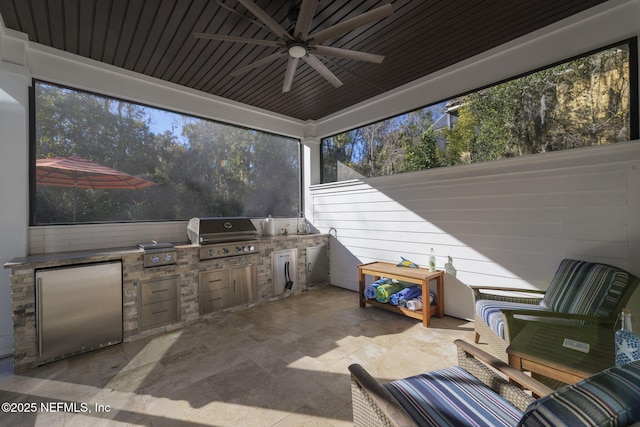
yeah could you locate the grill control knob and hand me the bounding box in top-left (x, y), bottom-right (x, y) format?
top-left (248, 245), bottom-right (255, 251)
top-left (208, 248), bottom-right (215, 257)
top-left (164, 254), bottom-right (173, 262)
top-left (236, 246), bottom-right (243, 252)
top-left (222, 247), bottom-right (229, 254)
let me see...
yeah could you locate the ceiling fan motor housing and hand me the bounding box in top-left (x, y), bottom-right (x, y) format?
top-left (287, 40), bottom-right (308, 58)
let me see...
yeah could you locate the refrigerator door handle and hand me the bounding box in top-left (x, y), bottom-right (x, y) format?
top-left (36, 277), bottom-right (43, 357)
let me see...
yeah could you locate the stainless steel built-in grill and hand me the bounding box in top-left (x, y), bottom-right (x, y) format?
top-left (187, 217), bottom-right (261, 261)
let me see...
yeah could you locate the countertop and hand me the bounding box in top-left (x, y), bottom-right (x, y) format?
top-left (4, 233), bottom-right (326, 268)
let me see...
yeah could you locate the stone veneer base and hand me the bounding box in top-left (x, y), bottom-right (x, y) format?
top-left (6, 234), bottom-right (329, 373)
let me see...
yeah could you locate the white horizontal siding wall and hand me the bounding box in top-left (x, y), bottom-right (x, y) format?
top-left (311, 141), bottom-right (640, 320)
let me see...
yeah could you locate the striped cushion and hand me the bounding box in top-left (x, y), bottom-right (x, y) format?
top-left (475, 300), bottom-right (548, 339)
top-left (384, 366), bottom-right (523, 426)
top-left (518, 360), bottom-right (640, 426)
top-left (541, 259), bottom-right (630, 317)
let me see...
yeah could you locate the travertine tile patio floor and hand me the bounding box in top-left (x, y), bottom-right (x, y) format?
top-left (0, 286), bottom-right (475, 426)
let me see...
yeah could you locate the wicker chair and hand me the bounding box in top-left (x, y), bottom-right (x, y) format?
top-left (471, 259), bottom-right (639, 362)
top-left (349, 339), bottom-right (640, 427)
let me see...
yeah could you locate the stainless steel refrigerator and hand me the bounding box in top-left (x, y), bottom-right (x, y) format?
top-left (35, 261), bottom-right (123, 363)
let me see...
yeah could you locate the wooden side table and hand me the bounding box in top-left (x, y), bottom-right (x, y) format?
top-left (358, 261), bottom-right (444, 327)
top-left (506, 321), bottom-right (614, 387)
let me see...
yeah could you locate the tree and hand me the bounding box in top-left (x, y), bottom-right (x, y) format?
top-left (35, 84), bottom-right (162, 223)
top-left (443, 44), bottom-right (630, 166)
top-left (401, 128), bottom-right (440, 172)
top-left (322, 108), bottom-right (439, 180)
top-left (322, 43), bottom-right (630, 182)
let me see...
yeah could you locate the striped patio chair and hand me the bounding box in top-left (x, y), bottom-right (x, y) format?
top-left (349, 339), bottom-right (640, 427)
top-left (471, 259), bottom-right (639, 362)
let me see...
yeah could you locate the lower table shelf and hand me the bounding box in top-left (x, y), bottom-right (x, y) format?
top-left (362, 298), bottom-right (438, 321)
top-left (358, 261), bottom-right (444, 327)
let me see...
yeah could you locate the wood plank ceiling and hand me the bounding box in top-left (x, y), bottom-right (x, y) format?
top-left (0, 0), bottom-right (609, 121)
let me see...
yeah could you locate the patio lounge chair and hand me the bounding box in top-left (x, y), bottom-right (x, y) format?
top-left (471, 258), bottom-right (639, 362)
top-left (349, 339), bottom-right (640, 427)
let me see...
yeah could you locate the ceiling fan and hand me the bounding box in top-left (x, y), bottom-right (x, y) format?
top-left (193, 0), bottom-right (393, 92)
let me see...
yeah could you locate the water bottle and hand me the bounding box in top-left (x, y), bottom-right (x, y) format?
top-left (428, 248), bottom-right (436, 272)
top-left (444, 256), bottom-right (457, 277)
top-left (615, 308), bottom-right (640, 366)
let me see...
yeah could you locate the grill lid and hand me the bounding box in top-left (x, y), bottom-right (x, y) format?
top-left (187, 217), bottom-right (258, 245)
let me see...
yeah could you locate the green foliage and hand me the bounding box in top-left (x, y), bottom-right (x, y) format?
top-left (322, 107), bottom-right (442, 180)
top-left (34, 83), bottom-right (300, 224)
top-left (323, 43), bottom-right (631, 182)
top-left (401, 129), bottom-right (441, 172)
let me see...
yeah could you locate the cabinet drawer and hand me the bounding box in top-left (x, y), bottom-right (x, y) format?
top-left (140, 276), bottom-right (178, 304)
top-left (200, 270), bottom-right (229, 292)
top-left (140, 299), bottom-right (178, 328)
top-left (200, 288), bottom-right (230, 313)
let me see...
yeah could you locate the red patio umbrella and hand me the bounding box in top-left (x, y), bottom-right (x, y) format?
top-left (36, 155), bottom-right (155, 221)
top-left (36, 155), bottom-right (155, 189)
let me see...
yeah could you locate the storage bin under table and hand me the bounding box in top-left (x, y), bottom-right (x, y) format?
top-left (358, 261), bottom-right (444, 327)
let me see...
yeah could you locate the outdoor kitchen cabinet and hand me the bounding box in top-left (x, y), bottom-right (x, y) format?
top-left (200, 269), bottom-right (230, 312)
top-left (138, 275), bottom-right (180, 329)
top-left (306, 244), bottom-right (328, 286)
top-left (199, 264), bottom-right (257, 314)
top-left (272, 249), bottom-right (297, 295)
top-left (229, 264), bottom-right (257, 306)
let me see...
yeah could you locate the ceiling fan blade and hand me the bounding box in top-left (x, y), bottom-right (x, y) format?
top-left (230, 52), bottom-right (286, 77)
top-left (294, 0), bottom-right (318, 40)
top-left (309, 3), bottom-right (393, 46)
top-left (236, 0), bottom-right (293, 41)
top-left (283, 57), bottom-right (300, 92)
top-left (303, 55), bottom-right (343, 88)
top-left (193, 33), bottom-right (280, 47)
top-left (312, 45), bottom-right (385, 63)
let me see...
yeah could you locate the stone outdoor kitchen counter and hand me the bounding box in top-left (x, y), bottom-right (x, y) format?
top-left (5, 233), bottom-right (329, 373)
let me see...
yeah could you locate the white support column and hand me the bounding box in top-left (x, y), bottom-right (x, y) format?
top-left (301, 137), bottom-right (321, 225)
top-left (0, 63), bottom-right (30, 357)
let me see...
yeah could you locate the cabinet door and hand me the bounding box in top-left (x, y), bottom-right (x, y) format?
top-left (272, 249), bottom-right (297, 294)
top-left (306, 245), bottom-right (328, 285)
top-left (230, 264), bottom-right (257, 306)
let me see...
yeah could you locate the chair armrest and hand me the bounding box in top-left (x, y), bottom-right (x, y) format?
top-left (469, 285), bottom-right (546, 294)
top-left (470, 285), bottom-right (545, 304)
top-left (501, 309), bottom-right (616, 342)
top-left (454, 339), bottom-right (554, 399)
top-left (348, 364), bottom-right (419, 427)
top-left (502, 309), bottom-right (616, 326)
